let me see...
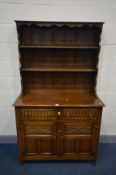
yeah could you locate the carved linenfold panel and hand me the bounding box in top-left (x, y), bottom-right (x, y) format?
top-left (25, 125), bottom-right (52, 135)
top-left (61, 109), bottom-right (100, 120)
top-left (65, 126), bottom-right (92, 135)
top-left (20, 109), bottom-right (57, 120)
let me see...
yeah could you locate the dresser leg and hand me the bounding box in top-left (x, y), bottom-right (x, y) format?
top-left (19, 155), bottom-right (24, 165)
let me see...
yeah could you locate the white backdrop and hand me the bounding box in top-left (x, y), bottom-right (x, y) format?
top-left (0, 0), bottom-right (116, 136)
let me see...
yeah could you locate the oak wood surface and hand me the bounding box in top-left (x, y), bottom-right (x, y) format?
top-left (14, 90), bottom-right (104, 107)
top-left (14, 21), bottom-right (104, 164)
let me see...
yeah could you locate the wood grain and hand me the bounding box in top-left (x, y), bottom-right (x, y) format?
top-left (14, 21), bottom-right (104, 164)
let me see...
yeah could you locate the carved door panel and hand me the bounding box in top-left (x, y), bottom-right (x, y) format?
top-left (63, 123), bottom-right (95, 156)
top-left (25, 136), bottom-right (55, 155)
top-left (21, 120), bottom-right (99, 158)
top-left (63, 135), bottom-right (92, 156)
top-left (23, 122), bottom-right (56, 156)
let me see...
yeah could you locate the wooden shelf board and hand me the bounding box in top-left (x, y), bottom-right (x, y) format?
top-left (19, 45), bottom-right (99, 49)
top-left (21, 68), bottom-right (97, 72)
top-left (14, 89), bottom-right (104, 107)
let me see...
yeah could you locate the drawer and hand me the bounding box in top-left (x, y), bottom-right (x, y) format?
top-left (60, 108), bottom-right (101, 121)
top-left (20, 108), bottom-right (57, 121)
top-left (19, 108), bottom-right (101, 121)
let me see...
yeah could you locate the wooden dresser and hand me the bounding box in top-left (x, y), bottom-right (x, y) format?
top-left (14, 21), bottom-right (104, 164)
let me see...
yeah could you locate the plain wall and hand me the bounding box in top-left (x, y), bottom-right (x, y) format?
top-left (0, 0), bottom-right (116, 136)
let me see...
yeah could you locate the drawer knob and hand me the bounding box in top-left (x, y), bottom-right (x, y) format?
top-left (58, 130), bottom-right (62, 134)
top-left (58, 111), bottom-right (61, 116)
top-left (67, 112), bottom-right (69, 116)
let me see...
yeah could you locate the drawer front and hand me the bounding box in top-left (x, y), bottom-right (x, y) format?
top-left (19, 108), bottom-right (101, 121)
top-left (60, 108), bottom-right (101, 121)
top-left (20, 109), bottom-right (57, 121)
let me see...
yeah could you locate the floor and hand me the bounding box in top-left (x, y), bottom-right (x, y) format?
top-left (0, 144), bottom-right (116, 175)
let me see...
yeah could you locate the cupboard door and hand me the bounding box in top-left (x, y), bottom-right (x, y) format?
top-left (22, 122), bottom-right (56, 156)
top-left (63, 123), bottom-right (95, 156)
top-left (19, 120), bottom-right (99, 159)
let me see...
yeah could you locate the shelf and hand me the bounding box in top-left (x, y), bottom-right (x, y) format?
top-left (19, 45), bottom-right (99, 49)
top-left (21, 68), bottom-right (97, 72)
top-left (14, 89), bottom-right (104, 107)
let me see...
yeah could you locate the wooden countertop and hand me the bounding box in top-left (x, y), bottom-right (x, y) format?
top-left (14, 89), bottom-right (104, 107)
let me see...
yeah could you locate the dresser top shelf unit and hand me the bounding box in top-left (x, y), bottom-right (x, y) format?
top-left (14, 21), bottom-right (104, 108)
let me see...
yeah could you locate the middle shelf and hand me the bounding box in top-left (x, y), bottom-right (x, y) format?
top-left (19, 45), bottom-right (99, 49)
top-left (20, 48), bottom-right (98, 73)
top-left (21, 68), bottom-right (97, 72)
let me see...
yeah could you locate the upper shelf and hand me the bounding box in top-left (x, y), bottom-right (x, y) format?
top-left (19, 45), bottom-right (99, 49)
top-left (18, 24), bottom-right (102, 48)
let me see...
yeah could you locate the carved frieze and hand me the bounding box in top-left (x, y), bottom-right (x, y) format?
top-left (25, 125), bottom-right (52, 135)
